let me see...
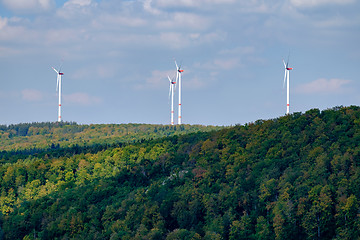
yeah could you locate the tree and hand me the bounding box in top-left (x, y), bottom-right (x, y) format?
top-left (255, 216), bottom-right (273, 240)
top-left (229, 211), bottom-right (253, 240)
top-left (335, 194), bottom-right (360, 239)
top-left (299, 185), bottom-right (335, 239)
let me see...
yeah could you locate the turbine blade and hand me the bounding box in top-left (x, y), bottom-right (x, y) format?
top-left (59, 60), bottom-right (63, 73)
top-left (287, 52), bottom-right (290, 67)
top-left (283, 69), bottom-right (287, 88)
top-left (176, 71), bottom-right (179, 82)
top-left (167, 76), bottom-right (172, 101)
top-left (173, 75), bottom-right (177, 91)
top-left (56, 75), bottom-right (59, 91)
top-left (52, 67), bottom-right (59, 74)
top-left (169, 84), bottom-right (171, 101)
top-left (175, 60), bottom-right (179, 70)
top-left (282, 59), bottom-right (286, 68)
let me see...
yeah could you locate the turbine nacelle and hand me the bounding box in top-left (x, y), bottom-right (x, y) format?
top-left (167, 76), bottom-right (176, 85)
top-left (286, 67), bottom-right (292, 70)
top-left (52, 67), bottom-right (64, 75)
top-left (175, 60), bottom-right (184, 73)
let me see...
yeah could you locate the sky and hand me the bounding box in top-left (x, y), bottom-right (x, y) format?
top-left (0, 0), bottom-right (359, 126)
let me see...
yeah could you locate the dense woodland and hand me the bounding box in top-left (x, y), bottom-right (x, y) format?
top-left (1, 106), bottom-right (360, 239)
top-left (0, 122), bottom-right (221, 151)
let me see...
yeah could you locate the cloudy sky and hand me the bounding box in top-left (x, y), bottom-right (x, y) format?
top-left (0, 0), bottom-right (359, 126)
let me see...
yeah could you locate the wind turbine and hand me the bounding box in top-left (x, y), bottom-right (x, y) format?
top-left (175, 60), bottom-right (184, 125)
top-left (167, 76), bottom-right (176, 125)
top-left (283, 57), bottom-right (293, 115)
top-left (52, 66), bottom-right (64, 122)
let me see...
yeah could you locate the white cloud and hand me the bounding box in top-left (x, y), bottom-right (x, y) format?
top-left (219, 46), bottom-right (256, 56)
top-left (0, 46), bottom-right (24, 56)
top-left (235, 0), bottom-right (279, 14)
top-left (213, 58), bottom-right (240, 70)
top-left (147, 0), bottom-right (275, 16)
top-left (71, 65), bottom-right (117, 80)
top-left (71, 68), bottom-right (88, 80)
top-left (135, 69), bottom-right (175, 90)
top-left (143, 0), bottom-right (161, 15)
top-left (0, 25), bottom-right (27, 42)
top-left (159, 32), bottom-right (189, 49)
top-left (63, 0), bottom-right (93, 7)
top-left (149, 0), bottom-right (273, 17)
top-left (156, 12), bottom-right (210, 31)
top-left (296, 78), bottom-right (352, 94)
top-left (95, 65), bottom-right (117, 79)
top-left (135, 68), bottom-right (215, 91)
top-left (0, 18), bottom-right (49, 49)
top-left (313, 16), bottom-right (354, 28)
top-left (194, 58), bottom-right (241, 71)
top-left (155, 0), bottom-right (235, 8)
top-left (157, 31), bottom-right (224, 49)
top-left (64, 92), bottom-right (102, 105)
top-left (45, 29), bottom-right (84, 45)
top-left (158, 30), bottom-right (225, 49)
top-left (21, 89), bottom-right (43, 101)
top-left (57, 0), bottom-right (97, 19)
top-left (93, 14), bottom-right (146, 28)
top-left (184, 76), bottom-right (208, 89)
top-left (152, 0), bottom-right (279, 15)
top-left (290, 0), bottom-right (355, 8)
top-left (1, 0), bottom-right (54, 13)
top-left (0, 17), bottom-right (7, 30)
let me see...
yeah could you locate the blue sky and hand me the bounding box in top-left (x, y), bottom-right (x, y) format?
top-left (0, 0), bottom-right (359, 126)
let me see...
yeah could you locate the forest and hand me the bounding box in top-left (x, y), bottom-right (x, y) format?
top-left (0, 106), bottom-right (360, 239)
top-left (0, 122), bottom-right (221, 151)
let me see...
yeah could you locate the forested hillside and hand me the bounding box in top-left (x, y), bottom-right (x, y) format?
top-left (1, 106), bottom-right (360, 239)
top-left (0, 122), bottom-right (221, 151)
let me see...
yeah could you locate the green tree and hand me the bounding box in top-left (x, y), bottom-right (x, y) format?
top-left (335, 194), bottom-right (360, 239)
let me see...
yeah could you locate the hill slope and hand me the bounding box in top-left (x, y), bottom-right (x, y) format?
top-left (0, 122), bottom-right (221, 151)
top-left (1, 106), bottom-right (360, 239)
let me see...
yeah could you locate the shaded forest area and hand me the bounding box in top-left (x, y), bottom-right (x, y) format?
top-left (0, 123), bottom-right (221, 163)
top-left (1, 106), bottom-right (360, 239)
top-left (0, 122), bottom-right (221, 151)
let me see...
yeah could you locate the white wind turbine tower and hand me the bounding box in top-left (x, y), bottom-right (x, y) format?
top-left (175, 60), bottom-right (184, 125)
top-left (283, 57), bottom-right (293, 115)
top-left (167, 76), bottom-right (176, 125)
top-left (52, 66), bottom-right (64, 122)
